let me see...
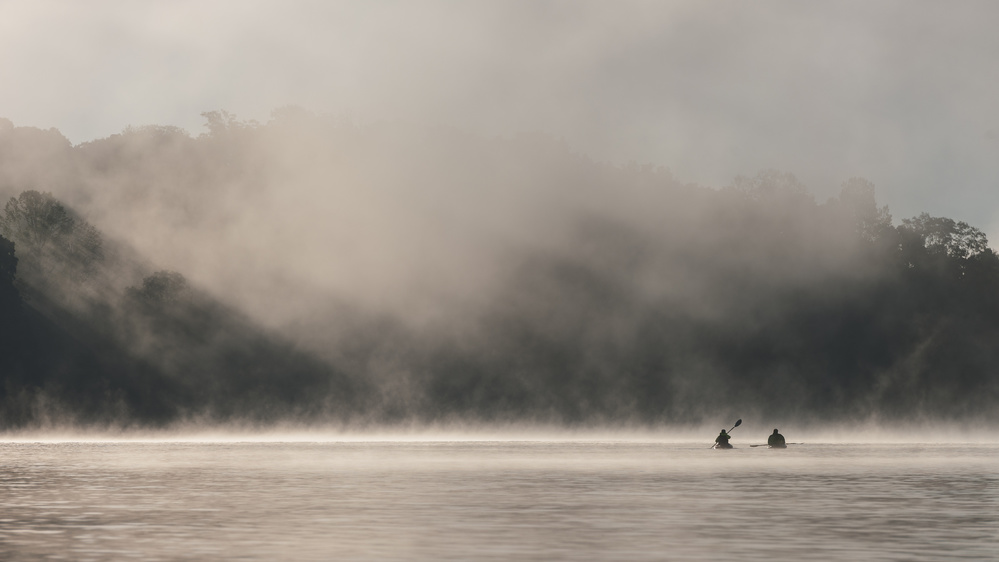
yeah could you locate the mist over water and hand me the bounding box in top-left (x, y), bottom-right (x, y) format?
top-left (2, 8), bottom-right (999, 562)
top-left (0, 440), bottom-right (996, 561)
top-left (3, 4), bottom-right (999, 560)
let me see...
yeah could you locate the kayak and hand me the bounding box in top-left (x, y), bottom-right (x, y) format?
top-left (713, 443), bottom-right (733, 449)
top-left (768, 444), bottom-right (787, 449)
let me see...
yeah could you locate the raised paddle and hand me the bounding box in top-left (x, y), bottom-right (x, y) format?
top-left (711, 419), bottom-right (742, 448)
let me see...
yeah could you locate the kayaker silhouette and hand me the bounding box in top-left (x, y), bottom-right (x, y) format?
top-left (715, 429), bottom-right (733, 449)
top-left (768, 429), bottom-right (786, 448)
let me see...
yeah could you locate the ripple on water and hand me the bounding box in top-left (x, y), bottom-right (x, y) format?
top-left (0, 441), bottom-right (996, 561)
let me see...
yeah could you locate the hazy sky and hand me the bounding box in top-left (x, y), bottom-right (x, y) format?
top-left (2, 1), bottom-right (998, 237)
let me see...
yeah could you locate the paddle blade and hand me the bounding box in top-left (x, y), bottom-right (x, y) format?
top-left (734, 419), bottom-right (742, 428)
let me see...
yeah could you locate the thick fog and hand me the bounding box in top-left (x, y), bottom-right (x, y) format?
top-left (2, 113), bottom-right (997, 428)
top-left (1, 2), bottom-right (998, 429)
top-left (3, 1), bottom-right (999, 233)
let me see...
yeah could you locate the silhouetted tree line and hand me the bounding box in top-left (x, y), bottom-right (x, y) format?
top-left (0, 112), bottom-right (997, 427)
top-left (414, 173), bottom-right (999, 424)
top-left (0, 118), bottom-right (365, 426)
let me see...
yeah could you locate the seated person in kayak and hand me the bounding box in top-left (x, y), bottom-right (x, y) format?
top-left (715, 429), bottom-right (732, 448)
top-left (768, 429), bottom-right (786, 448)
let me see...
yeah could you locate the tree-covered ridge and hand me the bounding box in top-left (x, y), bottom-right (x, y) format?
top-left (0, 111), bottom-right (996, 427)
top-left (0, 222), bottom-right (364, 427)
top-left (0, 190), bottom-right (104, 286)
top-left (0, 175), bottom-right (363, 426)
top-left (412, 173), bottom-right (999, 424)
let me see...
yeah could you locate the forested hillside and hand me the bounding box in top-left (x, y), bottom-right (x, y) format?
top-left (0, 112), bottom-right (996, 428)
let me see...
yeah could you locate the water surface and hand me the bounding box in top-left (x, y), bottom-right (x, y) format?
top-left (0, 441), bottom-right (995, 560)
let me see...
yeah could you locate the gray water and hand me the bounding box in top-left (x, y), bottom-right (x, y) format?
top-left (0, 440), bottom-right (996, 561)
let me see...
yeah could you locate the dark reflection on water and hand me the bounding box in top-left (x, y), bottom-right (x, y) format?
top-left (0, 442), bottom-right (995, 561)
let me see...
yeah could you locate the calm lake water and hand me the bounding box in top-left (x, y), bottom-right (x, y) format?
top-left (0, 440), bottom-right (996, 561)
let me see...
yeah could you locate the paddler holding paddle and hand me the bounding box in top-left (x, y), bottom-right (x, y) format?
top-left (768, 429), bottom-right (787, 448)
top-left (713, 419), bottom-right (740, 448)
top-left (715, 429), bottom-right (733, 448)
